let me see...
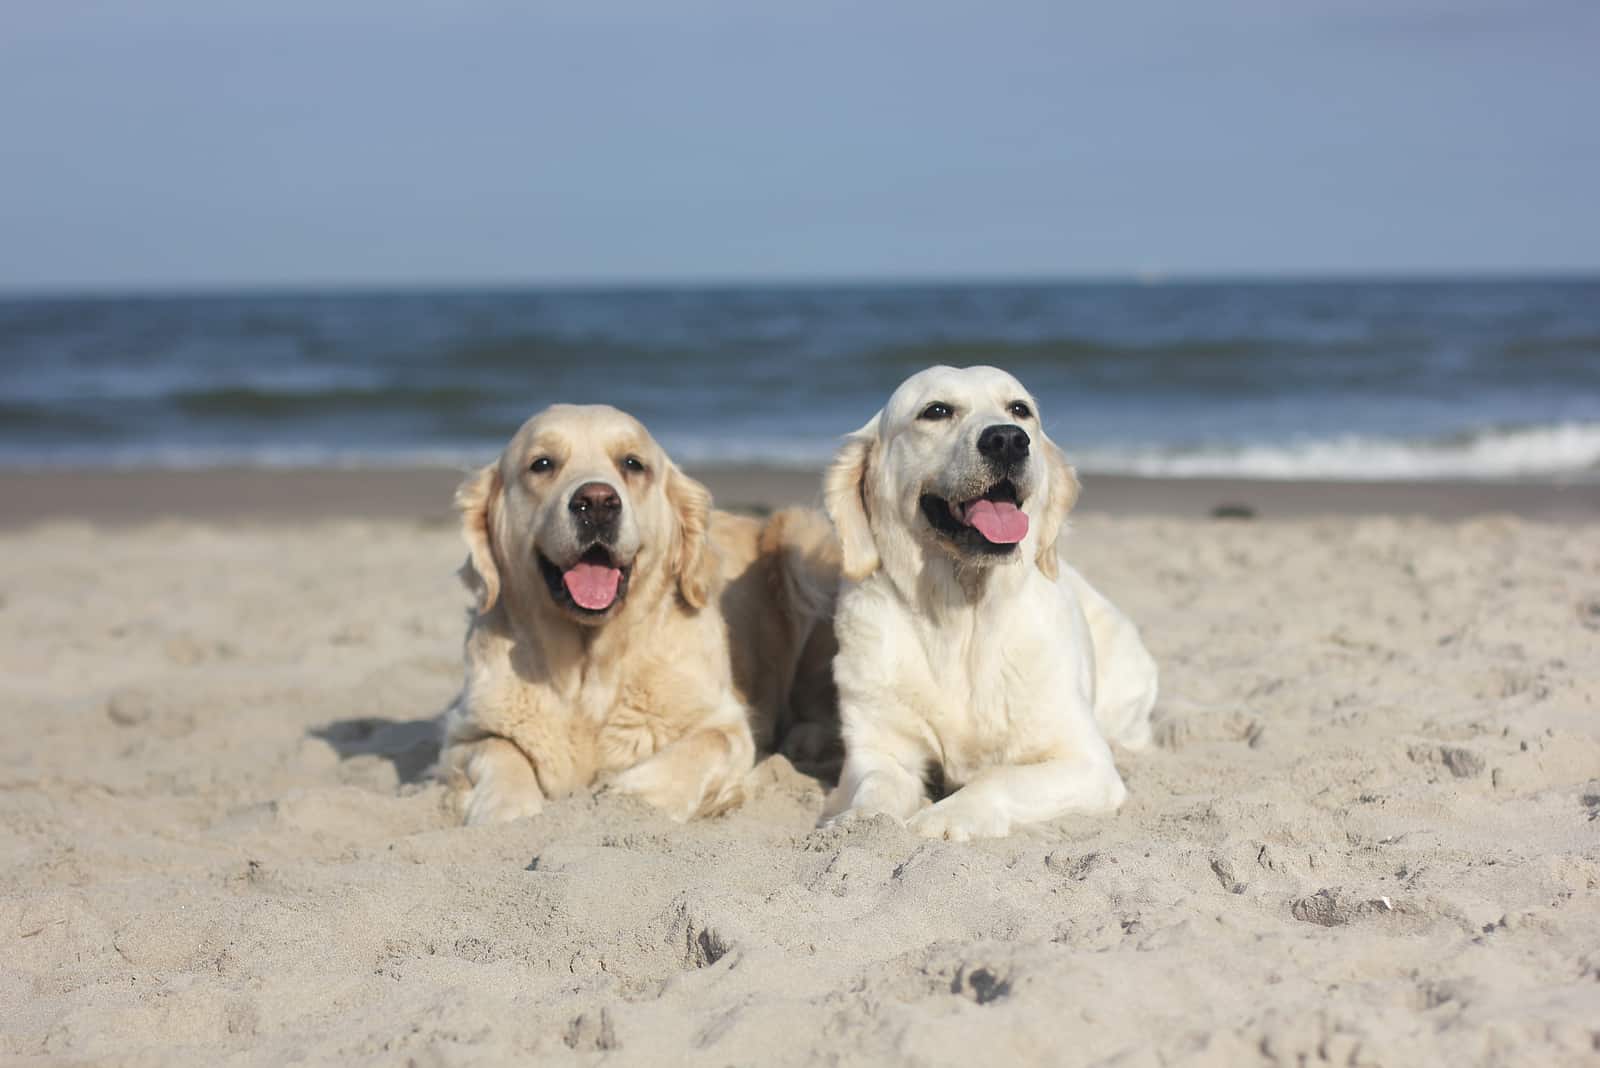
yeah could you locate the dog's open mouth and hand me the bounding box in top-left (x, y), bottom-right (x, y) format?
top-left (920, 480), bottom-right (1029, 552)
top-left (538, 545), bottom-right (631, 615)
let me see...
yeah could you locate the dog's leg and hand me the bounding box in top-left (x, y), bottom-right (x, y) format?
top-left (820, 745), bottom-right (927, 825)
top-left (907, 751), bottom-right (1127, 842)
top-left (1061, 564), bottom-right (1159, 750)
top-left (604, 712), bottom-right (756, 821)
top-left (444, 736), bottom-right (545, 825)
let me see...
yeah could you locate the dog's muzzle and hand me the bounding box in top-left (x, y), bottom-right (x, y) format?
top-left (538, 481), bottom-right (631, 616)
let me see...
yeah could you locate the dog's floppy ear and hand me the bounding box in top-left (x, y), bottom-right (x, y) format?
top-left (824, 416), bottom-right (881, 582)
top-left (1034, 437), bottom-right (1080, 581)
top-left (666, 461), bottom-right (717, 610)
top-left (455, 463), bottom-right (504, 613)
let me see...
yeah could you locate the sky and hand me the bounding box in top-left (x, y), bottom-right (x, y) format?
top-left (1, 0), bottom-right (1597, 290)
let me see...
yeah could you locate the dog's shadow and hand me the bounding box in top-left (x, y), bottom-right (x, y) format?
top-left (310, 711), bottom-right (841, 801)
top-left (310, 714), bottom-right (442, 784)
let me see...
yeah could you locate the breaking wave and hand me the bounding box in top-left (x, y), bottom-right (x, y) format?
top-left (1072, 422), bottom-right (1600, 481)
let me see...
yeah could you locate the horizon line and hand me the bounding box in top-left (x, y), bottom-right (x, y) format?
top-left (3, 266), bottom-right (1599, 300)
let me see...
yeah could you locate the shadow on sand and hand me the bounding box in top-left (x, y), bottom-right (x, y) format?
top-left (309, 715), bottom-right (442, 784)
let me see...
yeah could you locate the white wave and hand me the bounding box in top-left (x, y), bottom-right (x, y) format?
top-left (1073, 422), bottom-right (1600, 481)
top-left (0, 433), bottom-right (847, 472)
top-left (0, 443), bottom-right (497, 472)
top-left (2, 436), bottom-right (849, 472)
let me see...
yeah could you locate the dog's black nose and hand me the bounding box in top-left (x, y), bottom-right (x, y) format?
top-left (978, 424), bottom-right (1031, 466)
top-left (569, 482), bottom-right (622, 532)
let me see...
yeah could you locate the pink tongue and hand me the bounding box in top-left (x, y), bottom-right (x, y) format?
top-left (963, 499), bottom-right (1029, 544)
top-left (562, 562), bottom-right (622, 610)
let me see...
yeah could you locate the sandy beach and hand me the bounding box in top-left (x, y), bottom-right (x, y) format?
top-left (2, 469), bottom-right (1597, 1065)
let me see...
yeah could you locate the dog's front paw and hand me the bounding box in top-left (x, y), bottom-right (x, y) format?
top-left (447, 739), bottom-right (544, 826)
top-left (462, 779), bottom-right (543, 825)
top-left (603, 764), bottom-right (720, 822)
top-left (907, 799), bottom-right (1011, 842)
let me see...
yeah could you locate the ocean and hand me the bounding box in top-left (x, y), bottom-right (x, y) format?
top-left (2, 279), bottom-right (1598, 480)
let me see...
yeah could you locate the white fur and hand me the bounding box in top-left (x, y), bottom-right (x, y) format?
top-left (821, 365), bottom-right (1157, 841)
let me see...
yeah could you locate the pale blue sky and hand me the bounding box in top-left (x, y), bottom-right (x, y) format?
top-left (2, 1), bottom-right (1596, 289)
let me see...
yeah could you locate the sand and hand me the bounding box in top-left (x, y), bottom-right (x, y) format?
top-left (2, 468), bottom-right (1598, 528)
top-left (2, 474), bottom-right (1598, 1065)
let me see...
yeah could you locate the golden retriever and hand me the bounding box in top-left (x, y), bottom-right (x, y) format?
top-left (440, 404), bottom-right (839, 824)
top-left (820, 365), bottom-right (1157, 840)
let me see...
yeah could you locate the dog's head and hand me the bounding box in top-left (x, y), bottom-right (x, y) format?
top-left (825, 365), bottom-right (1079, 583)
top-left (455, 404), bottom-right (716, 626)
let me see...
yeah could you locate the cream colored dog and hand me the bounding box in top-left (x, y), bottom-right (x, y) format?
top-left (821, 365), bottom-right (1157, 840)
top-left (441, 404), bottom-right (839, 825)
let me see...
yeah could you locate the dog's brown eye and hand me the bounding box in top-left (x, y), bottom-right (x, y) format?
top-left (1008, 401), bottom-right (1033, 419)
top-left (622, 455), bottom-right (646, 474)
top-left (919, 402), bottom-right (954, 421)
top-left (530, 457), bottom-right (553, 473)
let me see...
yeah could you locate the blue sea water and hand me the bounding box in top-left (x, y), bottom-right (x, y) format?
top-left (1, 279), bottom-right (1598, 480)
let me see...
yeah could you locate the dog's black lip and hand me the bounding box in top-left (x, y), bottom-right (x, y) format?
top-left (536, 544), bottom-right (632, 616)
top-left (919, 479), bottom-right (1023, 555)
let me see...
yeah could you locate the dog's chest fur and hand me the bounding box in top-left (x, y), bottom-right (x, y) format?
top-left (910, 605), bottom-right (1066, 783)
top-left (840, 564), bottom-right (1093, 787)
top-left (460, 610), bottom-right (730, 796)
